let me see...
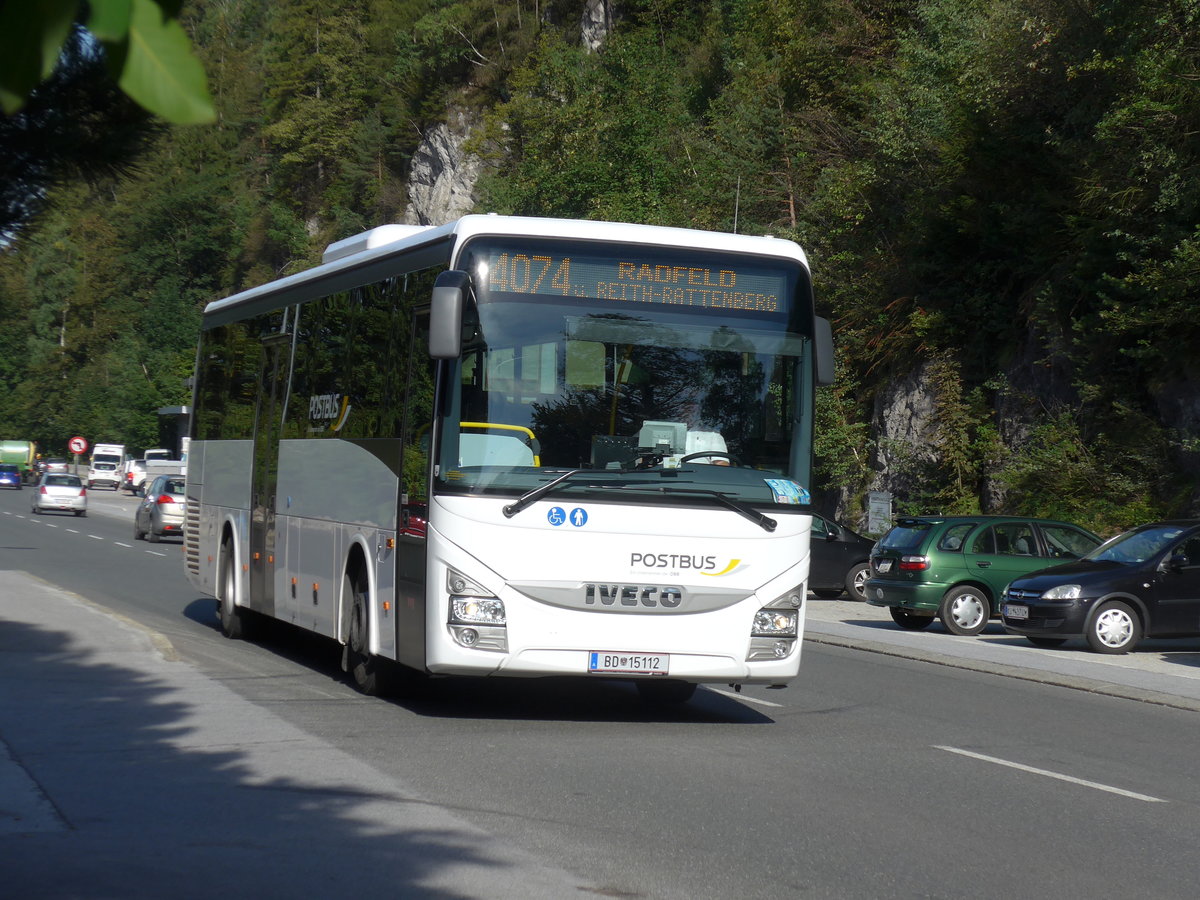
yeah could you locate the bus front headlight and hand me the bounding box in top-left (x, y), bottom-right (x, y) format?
top-left (747, 600), bottom-right (800, 661)
top-left (450, 597), bottom-right (506, 625)
top-left (752, 608), bottom-right (797, 637)
top-left (447, 569), bottom-right (507, 651)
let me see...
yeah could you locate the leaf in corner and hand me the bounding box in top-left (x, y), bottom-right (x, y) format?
top-left (117, 0), bottom-right (215, 124)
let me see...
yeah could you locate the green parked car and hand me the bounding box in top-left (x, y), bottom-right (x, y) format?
top-left (865, 516), bottom-right (1101, 636)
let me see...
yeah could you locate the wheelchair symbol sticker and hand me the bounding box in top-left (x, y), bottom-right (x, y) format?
top-left (547, 507), bottom-right (566, 526)
top-left (569, 508), bottom-right (588, 527)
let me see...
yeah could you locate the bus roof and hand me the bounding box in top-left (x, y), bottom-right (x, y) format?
top-left (202, 215), bottom-right (810, 324)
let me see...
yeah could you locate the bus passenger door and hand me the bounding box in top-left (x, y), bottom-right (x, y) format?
top-left (249, 332), bottom-right (289, 617)
top-left (396, 312), bottom-right (435, 670)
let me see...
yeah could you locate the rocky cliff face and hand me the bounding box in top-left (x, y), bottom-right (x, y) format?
top-left (402, 108), bottom-right (482, 227)
top-left (581, 0), bottom-right (616, 52)
top-left (402, 5), bottom-right (619, 225)
top-left (864, 362), bottom-right (940, 510)
top-left (853, 347), bottom-right (1200, 523)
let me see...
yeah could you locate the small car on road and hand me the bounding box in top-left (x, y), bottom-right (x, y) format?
top-left (32, 473), bottom-right (87, 516)
top-left (43, 458), bottom-right (69, 474)
top-left (0, 464), bottom-right (21, 490)
top-left (133, 474), bottom-right (186, 542)
top-left (866, 515), bottom-right (1101, 635)
top-left (809, 514), bottom-right (875, 601)
top-left (1001, 520), bottom-right (1200, 654)
top-left (87, 461), bottom-right (122, 490)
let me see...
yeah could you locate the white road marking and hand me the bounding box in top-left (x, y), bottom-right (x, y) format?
top-left (43, 523), bottom-right (57, 528)
top-left (936, 746), bottom-right (1166, 802)
top-left (707, 687), bottom-right (784, 708)
top-left (66, 529), bottom-right (80, 534)
top-left (88, 534), bottom-right (103, 540)
top-left (144, 551), bottom-right (168, 557)
top-left (114, 541), bottom-right (132, 548)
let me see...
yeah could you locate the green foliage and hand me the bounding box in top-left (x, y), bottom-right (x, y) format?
top-left (813, 368), bottom-right (872, 491)
top-left (0, 0), bottom-right (215, 123)
top-left (1, 0), bottom-right (1198, 528)
top-left (996, 409), bottom-right (1170, 536)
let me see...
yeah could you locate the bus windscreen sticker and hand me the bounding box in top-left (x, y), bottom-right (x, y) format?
top-left (764, 479), bottom-right (810, 505)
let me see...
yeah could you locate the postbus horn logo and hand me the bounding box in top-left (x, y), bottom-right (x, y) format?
top-left (309, 393), bottom-right (352, 433)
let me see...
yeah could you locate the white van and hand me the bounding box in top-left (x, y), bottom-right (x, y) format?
top-left (88, 443), bottom-right (126, 491)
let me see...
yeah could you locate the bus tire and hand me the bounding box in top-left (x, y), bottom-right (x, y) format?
top-left (345, 571), bottom-right (392, 696)
top-left (218, 541), bottom-right (253, 640)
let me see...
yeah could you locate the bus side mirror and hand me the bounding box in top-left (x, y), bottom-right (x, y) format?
top-left (814, 316), bottom-right (835, 386)
top-left (429, 270), bottom-right (469, 359)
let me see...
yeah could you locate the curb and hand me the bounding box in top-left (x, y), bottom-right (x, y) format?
top-left (805, 630), bottom-right (1200, 714)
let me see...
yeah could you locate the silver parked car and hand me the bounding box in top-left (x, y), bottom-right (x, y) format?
top-left (32, 473), bottom-right (87, 516)
top-left (133, 474), bottom-right (186, 542)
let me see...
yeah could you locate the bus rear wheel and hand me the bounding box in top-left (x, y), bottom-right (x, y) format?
top-left (217, 542), bottom-right (256, 640)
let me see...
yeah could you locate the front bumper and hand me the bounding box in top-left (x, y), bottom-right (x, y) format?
top-left (1000, 598), bottom-right (1094, 637)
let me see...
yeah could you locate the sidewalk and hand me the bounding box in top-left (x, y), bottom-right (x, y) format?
top-left (0, 570), bottom-right (593, 899)
top-left (805, 595), bottom-right (1200, 712)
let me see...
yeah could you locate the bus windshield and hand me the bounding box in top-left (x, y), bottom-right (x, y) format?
top-left (434, 237), bottom-right (814, 507)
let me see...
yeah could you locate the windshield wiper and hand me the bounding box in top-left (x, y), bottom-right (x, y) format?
top-left (503, 469), bottom-right (604, 518)
top-left (501, 472), bottom-right (777, 532)
top-left (644, 486), bottom-right (777, 532)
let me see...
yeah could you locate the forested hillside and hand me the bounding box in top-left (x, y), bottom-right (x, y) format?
top-left (1, 0), bottom-right (1197, 532)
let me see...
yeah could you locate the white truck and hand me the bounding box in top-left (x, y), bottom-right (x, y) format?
top-left (88, 443), bottom-right (126, 491)
top-left (142, 450), bottom-right (184, 495)
top-left (122, 450), bottom-right (183, 495)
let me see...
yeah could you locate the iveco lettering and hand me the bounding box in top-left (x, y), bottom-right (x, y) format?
top-left (184, 215), bottom-right (834, 704)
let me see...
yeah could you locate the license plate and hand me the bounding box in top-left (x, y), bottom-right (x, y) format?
top-left (1004, 604), bottom-right (1029, 620)
top-left (876, 560), bottom-right (893, 574)
top-left (588, 651), bottom-right (669, 676)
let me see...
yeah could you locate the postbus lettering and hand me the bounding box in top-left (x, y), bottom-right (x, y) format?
top-left (630, 553), bottom-right (718, 571)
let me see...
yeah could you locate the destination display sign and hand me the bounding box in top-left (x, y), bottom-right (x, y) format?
top-left (476, 246), bottom-right (791, 316)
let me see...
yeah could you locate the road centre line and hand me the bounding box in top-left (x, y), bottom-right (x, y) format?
top-left (88, 534), bottom-right (104, 540)
top-left (66, 529), bottom-right (80, 534)
top-left (145, 550), bottom-right (168, 557)
top-left (114, 542), bottom-right (132, 548)
top-left (707, 687), bottom-right (784, 708)
top-left (936, 746), bottom-right (1166, 802)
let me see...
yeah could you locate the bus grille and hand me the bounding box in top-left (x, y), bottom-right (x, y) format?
top-left (184, 492), bottom-right (201, 576)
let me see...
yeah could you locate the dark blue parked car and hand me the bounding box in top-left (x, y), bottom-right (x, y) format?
top-left (1001, 520), bottom-right (1200, 654)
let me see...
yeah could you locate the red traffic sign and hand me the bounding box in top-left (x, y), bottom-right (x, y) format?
top-left (68, 436), bottom-right (88, 455)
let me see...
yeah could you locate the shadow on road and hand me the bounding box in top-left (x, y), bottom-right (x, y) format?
top-left (0, 613), bottom-right (583, 897)
top-left (181, 598), bottom-right (776, 726)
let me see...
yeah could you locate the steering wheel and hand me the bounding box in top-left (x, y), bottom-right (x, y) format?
top-left (680, 451), bottom-right (738, 466)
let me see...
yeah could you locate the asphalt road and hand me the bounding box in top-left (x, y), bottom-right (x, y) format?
top-left (2, 485), bottom-right (1199, 898)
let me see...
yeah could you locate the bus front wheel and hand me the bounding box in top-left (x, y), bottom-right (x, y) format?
top-left (345, 572), bottom-right (393, 696)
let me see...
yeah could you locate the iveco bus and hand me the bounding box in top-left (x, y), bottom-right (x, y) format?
top-left (184, 215), bottom-right (834, 702)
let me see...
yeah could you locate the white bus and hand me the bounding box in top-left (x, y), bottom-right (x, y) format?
top-left (184, 215), bottom-right (834, 702)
